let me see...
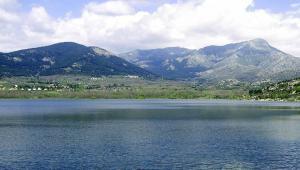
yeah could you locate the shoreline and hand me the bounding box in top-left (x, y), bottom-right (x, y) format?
top-left (0, 97), bottom-right (298, 103)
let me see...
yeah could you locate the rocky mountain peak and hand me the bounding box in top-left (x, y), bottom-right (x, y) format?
top-left (243, 38), bottom-right (271, 50)
top-left (90, 47), bottom-right (113, 57)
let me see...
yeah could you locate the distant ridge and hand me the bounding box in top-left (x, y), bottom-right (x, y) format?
top-left (120, 39), bottom-right (300, 83)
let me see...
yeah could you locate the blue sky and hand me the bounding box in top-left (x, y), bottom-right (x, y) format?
top-left (21, 0), bottom-right (300, 18)
top-left (254, 0), bottom-right (300, 12)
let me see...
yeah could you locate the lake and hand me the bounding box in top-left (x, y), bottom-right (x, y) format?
top-left (0, 99), bottom-right (300, 169)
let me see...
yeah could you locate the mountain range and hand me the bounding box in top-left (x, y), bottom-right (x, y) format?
top-left (1, 39), bottom-right (300, 84)
top-left (120, 39), bottom-right (300, 83)
top-left (0, 42), bottom-right (155, 78)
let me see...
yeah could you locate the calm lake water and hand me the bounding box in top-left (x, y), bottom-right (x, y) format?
top-left (0, 99), bottom-right (300, 169)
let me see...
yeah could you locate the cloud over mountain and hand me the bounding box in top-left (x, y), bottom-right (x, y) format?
top-left (1, 0), bottom-right (300, 57)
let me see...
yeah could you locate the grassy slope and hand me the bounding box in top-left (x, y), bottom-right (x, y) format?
top-left (0, 76), bottom-right (249, 99)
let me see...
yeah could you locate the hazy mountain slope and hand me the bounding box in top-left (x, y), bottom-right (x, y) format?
top-left (120, 39), bottom-right (300, 82)
top-left (119, 47), bottom-right (197, 78)
top-left (197, 39), bottom-right (300, 82)
top-left (0, 42), bottom-right (155, 78)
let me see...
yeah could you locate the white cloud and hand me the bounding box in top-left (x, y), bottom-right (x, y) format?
top-left (291, 3), bottom-right (300, 8)
top-left (83, 1), bottom-right (135, 15)
top-left (0, 0), bottom-right (19, 22)
top-left (25, 7), bottom-right (55, 34)
top-left (1, 0), bottom-right (300, 57)
top-left (0, 0), bottom-right (19, 9)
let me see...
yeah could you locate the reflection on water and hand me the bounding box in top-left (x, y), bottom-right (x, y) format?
top-left (0, 99), bottom-right (300, 169)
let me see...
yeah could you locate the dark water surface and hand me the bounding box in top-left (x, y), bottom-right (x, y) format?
top-left (0, 99), bottom-right (300, 169)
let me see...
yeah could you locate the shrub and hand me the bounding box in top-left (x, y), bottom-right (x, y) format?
top-left (295, 86), bottom-right (300, 93)
top-left (249, 88), bottom-right (263, 95)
